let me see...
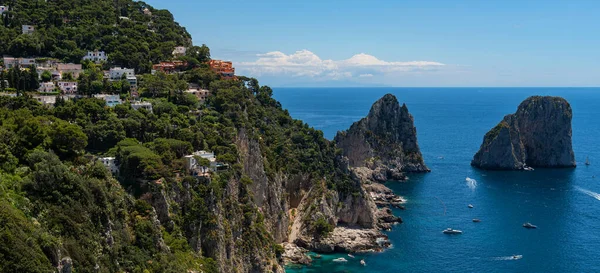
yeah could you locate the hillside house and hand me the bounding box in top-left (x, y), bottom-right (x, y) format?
top-left (94, 94), bottom-right (122, 107)
top-left (3, 57), bottom-right (36, 69)
top-left (38, 82), bottom-right (56, 93)
top-left (0, 6), bottom-right (8, 15)
top-left (56, 63), bottom-right (83, 79)
top-left (83, 51), bottom-right (108, 63)
top-left (184, 151), bottom-right (216, 176)
top-left (131, 101), bottom-right (153, 113)
top-left (185, 83), bottom-right (211, 103)
top-left (172, 46), bottom-right (186, 57)
top-left (98, 157), bottom-right (119, 174)
top-left (152, 61), bottom-right (186, 74)
top-left (22, 25), bottom-right (34, 34)
top-left (57, 81), bottom-right (78, 94)
top-left (109, 67), bottom-right (137, 90)
top-left (209, 60), bottom-right (235, 79)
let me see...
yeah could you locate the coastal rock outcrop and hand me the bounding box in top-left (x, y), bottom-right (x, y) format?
top-left (472, 96), bottom-right (576, 170)
top-left (335, 94), bottom-right (429, 182)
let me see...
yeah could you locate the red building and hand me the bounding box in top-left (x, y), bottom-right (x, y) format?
top-left (152, 61), bottom-right (187, 74)
top-left (208, 60), bottom-right (235, 79)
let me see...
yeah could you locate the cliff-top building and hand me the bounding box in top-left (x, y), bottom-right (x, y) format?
top-left (208, 60), bottom-right (235, 79)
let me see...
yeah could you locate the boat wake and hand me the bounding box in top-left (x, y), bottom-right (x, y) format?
top-left (466, 177), bottom-right (477, 191)
top-left (575, 186), bottom-right (600, 201)
top-left (493, 255), bottom-right (522, 261)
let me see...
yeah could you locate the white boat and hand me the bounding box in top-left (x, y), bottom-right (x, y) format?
top-left (333, 257), bottom-right (348, 263)
top-left (347, 254), bottom-right (355, 258)
top-left (586, 157), bottom-right (591, 166)
top-left (442, 228), bottom-right (463, 234)
top-left (360, 259), bottom-right (366, 266)
top-left (523, 166), bottom-right (534, 171)
top-left (468, 204), bottom-right (474, 208)
top-left (511, 255), bottom-right (523, 260)
top-left (472, 218), bottom-right (481, 222)
top-left (523, 222), bottom-right (537, 229)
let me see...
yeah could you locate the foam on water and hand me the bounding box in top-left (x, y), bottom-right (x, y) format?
top-left (575, 186), bottom-right (600, 201)
top-left (492, 255), bottom-right (523, 261)
top-left (466, 177), bottom-right (477, 191)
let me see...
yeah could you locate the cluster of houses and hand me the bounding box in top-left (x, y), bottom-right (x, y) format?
top-left (98, 150), bottom-right (227, 177)
top-left (1, 43), bottom-right (240, 108)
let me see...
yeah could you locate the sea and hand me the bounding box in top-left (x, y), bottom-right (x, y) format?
top-left (274, 88), bottom-right (600, 273)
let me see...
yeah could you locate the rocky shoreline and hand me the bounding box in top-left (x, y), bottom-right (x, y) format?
top-left (282, 182), bottom-right (405, 266)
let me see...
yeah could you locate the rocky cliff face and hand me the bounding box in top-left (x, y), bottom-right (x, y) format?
top-left (472, 96), bottom-right (576, 170)
top-left (335, 94), bottom-right (429, 182)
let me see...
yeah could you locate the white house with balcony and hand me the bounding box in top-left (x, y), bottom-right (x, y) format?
top-left (38, 82), bottom-right (56, 93)
top-left (109, 67), bottom-right (137, 90)
top-left (131, 101), bottom-right (153, 113)
top-left (94, 94), bottom-right (122, 107)
top-left (172, 46), bottom-right (186, 57)
top-left (98, 157), bottom-right (119, 174)
top-left (22, 25), bottom-right (34, 34)
top-left (57, 81), bottom-right (78, 94)
top-left (0, 6), bottom-right (8, 15)
top-left (83, 50), bottom-right (108, 63)
top-left (183, 151), bottom-right (228, 176)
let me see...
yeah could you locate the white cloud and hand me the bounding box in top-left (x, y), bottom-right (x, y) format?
top-left (237, 49), bottom-right (445, 81)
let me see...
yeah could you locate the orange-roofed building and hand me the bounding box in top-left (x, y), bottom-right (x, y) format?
top-left (208, 60), bottom-right (235, 79)
top-left (152, 61), bottom-right (187, 74)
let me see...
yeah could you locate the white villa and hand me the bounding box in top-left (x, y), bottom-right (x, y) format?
top-left (57, 81), bottom-right (78, 94)
top-left (109, 67), bottom-right (137, 90)
top-left (98, 157), bottom-right (119, 174)
top-left (184, 151), bottom-right (216, 176)
top-left (172, 46), bottom-right (186, 57)
top-left (0, 5), bottom-right (8, 15)
top-left (94, 94), bottom-right (122, 107)
top-left (131, 101), bottom-right (153, 113)
top-left (83, 50), bottom-right (108, 63)
top-left (22, 25), bottom-right (34, 34)
top-left (38, 82), bottom-right (56, 93)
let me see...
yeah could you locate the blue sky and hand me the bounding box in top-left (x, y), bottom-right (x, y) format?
top-left (145, 0), bottom-right (600, 87)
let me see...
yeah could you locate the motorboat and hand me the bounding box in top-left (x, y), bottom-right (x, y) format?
top-left (442, 228), bottom-right (463, 234)
top-left (360, 259), bottom-right (366, 266)
top-left (347, 254), bottom-right (355, 258)
top-left (333, 257), bottom-right (348, 263)
top-left (314, 254), bottom-right (322, 259)
top-left (586, 157), bottom-right (591, 166)
top-left (511, 255), bottom-right (523, 260)
top-left (523, 166), bottom-right (534, 171)
top-left (523, 222), bottom-right (537, 229)
top-left (468, 204), bottom-right (474, 208)
top-left (472, 218), bottom-right (481, 222)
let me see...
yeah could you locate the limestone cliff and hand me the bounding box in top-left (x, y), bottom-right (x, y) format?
top-left (472, 96), bottom-right (576, 170)
top-left (335, 94), bottom-right (429, 182)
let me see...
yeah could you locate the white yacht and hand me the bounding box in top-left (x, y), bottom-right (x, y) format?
top-left (442, 228), bottom-right (463, 234)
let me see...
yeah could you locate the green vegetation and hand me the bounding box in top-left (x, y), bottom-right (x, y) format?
top-left (0, 0), bottom-right (196, 72)
top-left (0, 1), bottom-right (363, 272)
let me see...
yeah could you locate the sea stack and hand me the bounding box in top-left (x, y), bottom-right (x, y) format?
top-left (335, 94), bottom-right (429, 182)
top-left (471, 96), bottom-right (576, 170)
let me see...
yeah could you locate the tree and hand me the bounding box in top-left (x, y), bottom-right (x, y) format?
top-left (40, 70), bottom-right (52, 82)
top-left (47, 119), bottom-right (88, 159)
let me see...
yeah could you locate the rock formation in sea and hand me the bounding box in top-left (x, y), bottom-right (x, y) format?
top-left (334, 93), bottom-right (430, 182)
top-left (471, 96), bottom-right (576, 170)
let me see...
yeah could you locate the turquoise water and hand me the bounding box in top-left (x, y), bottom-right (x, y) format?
top-left (275, 88), bottom-right (600, 273)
